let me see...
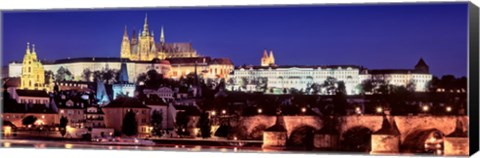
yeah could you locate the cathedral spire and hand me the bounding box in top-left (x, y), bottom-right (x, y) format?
top-left (142, 13), bottom-right (149, 36)
top-left (160, 26), bottom-right (165, 43)
top-left (123, 25), bottom-right (128, 37)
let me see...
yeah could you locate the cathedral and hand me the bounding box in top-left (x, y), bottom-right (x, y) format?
top-left (20, 42), bottom-right (51, 91)
top-left (120, 14), bottom-right (199, 61)
top-left (261, 49), bottom-right (275, 66)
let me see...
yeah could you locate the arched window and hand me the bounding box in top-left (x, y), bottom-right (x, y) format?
top-left (28, 67), bottom-right (31, 73)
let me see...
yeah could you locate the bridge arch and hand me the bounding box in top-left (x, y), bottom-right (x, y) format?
top-left (249, 124), bottom-right (269, 140)
top-left (287, 125), bottom-right (316, 149)
top-left (341, 126), bottom-right (373, 152)
top-left (402, 128), bottom-right (445, 154)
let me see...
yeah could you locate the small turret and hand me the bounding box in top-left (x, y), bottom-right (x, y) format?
top-left (160, 26), bottom-right (165, 43)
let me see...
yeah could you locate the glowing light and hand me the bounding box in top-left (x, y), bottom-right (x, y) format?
top-left (41, 115), bottom-right (45, 119)
top-left (65, 144), bottom-right (73, 149)
top-left (257, 108), bottom-right (262, 114)
top-left (3, 142), bottom-right (11, 148)
top-left (222, 110), bottom-right (226, 114)
top-left (233, 136), bottom-right (238, 140)
top-left (446, 106), bottom-right (452, 112)
top-left (422, 105), bottom-right (429, 112)
top-left (376, 107), bottom-right (383, 113)
top-left (66, 125), bottom-right (74, 133)
top-left (355, 107), bottom-right (362, 114)
top-left (34, 120), bottom-right (45, 126)
top-left (4, 126), bottom-right (12, 136)
top-left (211, 111), bottom-right (216, 116)
top-left (234, 147), bottom-right (238, 152)
top-left (301, 107), bottom-right (307, 113)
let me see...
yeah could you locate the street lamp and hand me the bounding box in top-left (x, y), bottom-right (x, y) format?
top-left (446, 106), bottom-right (452, 112)
top-left (257, 108), bottom-right (262, 114)
top-left (355, 107), bottom-right (362, 114)
top-left (422, 105), bottom-right (429, 112)
top-left (376, 107), bottom-right (383, 114)
top-left (301, 107), bottom-right (307, 113)
top-left (211, 111), bottom-right (216, 116)
top-left (222, 109), bottom-right (226, 115)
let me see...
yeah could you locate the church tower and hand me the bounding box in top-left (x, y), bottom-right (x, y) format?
top-left (261, 49), bottom-right (269, 66)
top-left (261, 49), bottom-right (275, 66)
top-left (160, 26), bottom-right (165, 43)
top-left (137, 14), bottom-right (156, 61)
top-left (112, 61), bottom-right (135, 100)
top-left (120, 26), bottom-right (131, 59)
top-left (269, 50), bottom-right (275, 66)
top-left (20, 43), bottom-right (46, 91)
top-left (414, 58), bottom-right (429, 73)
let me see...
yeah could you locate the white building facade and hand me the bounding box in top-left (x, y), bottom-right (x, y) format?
top-left (228, 59), bottom-right (432, 95)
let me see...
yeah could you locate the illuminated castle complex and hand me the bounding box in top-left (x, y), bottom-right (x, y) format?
top-left (120, 14), bottom-right (199, 61)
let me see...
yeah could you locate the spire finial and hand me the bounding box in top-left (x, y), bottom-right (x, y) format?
top-left (26, 42), bottom-right (31, 54)
top-left (124, 25), bottom-right (128, 37)
top-left (160, 26), bottom-right (165, 43)
top-left (32, 44), bottom-right (36, 53)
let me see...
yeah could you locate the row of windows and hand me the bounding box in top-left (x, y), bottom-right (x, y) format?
top-left (19, 99), bottom-right (48, 104)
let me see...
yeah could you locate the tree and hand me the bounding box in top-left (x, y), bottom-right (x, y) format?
top-left (310, 83), bottom-right (322, 95)
top-left (81, 68), bottom-right (92, 82)
top-left (175, 111), bottom-right (190, 136)
top-left (198, 112), bottom-right (211, 138)
top-left (44, 70), bottom-right (54, 84)
top-left (122, 110), bottom-right (138, 136)
top-left (150, 110), bottom-right (163, 136)
top-left (55, 67), bottom-right (71, 82)
top-left (322, 77), bottom-right (338, 95)
top-left (22, 115), bottom-right (37, 126)
top-left (59, 116), bottom-right (69, 137)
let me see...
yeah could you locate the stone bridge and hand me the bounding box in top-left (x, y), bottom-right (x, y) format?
top-left (234, 115), bottom-right (468, 145)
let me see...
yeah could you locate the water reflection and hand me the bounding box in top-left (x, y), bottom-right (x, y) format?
top-left (65, 144), bottom-right (73, 149)
top-left (34, 143), bottom-right (46, 148)
top-left (3, 142), bottom-right (11, 148)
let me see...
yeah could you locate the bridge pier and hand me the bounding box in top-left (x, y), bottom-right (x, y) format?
top-left (370, 115), bottom-right (400, 155)
top-left (443, 119), bottom-right (468, 156)
top-left (313, 116), bottom-right (339, 150)
top-left (262, 115), bottom-right (287, 150)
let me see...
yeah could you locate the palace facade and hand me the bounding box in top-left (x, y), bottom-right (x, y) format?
top-left (227, 51), bottom-right (432, 95)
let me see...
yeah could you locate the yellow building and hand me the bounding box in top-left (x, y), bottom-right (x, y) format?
top-left (261, 49), bottom-right (275, 66)
top-left (20, 43), bottom-right (49, 91)
top-left (120, 14), bottom-right (199, 61)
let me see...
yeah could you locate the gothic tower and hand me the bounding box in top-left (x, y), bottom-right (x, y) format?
top-left (112, 61), bottom-right (135, 99)
top-left (120, 26), bottom-right (131, 59)
top-left (138, 14), bottom-right (155, 61)
top-left (269, 50), bottom-right (275, 66)
top-left (261, 49), bottom-right (269, 66)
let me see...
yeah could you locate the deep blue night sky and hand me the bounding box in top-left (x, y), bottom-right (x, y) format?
top-left (2, 3), bottom-right (468, 77)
